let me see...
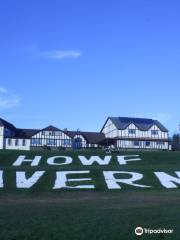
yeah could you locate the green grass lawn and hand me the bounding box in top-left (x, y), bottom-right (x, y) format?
top-left (0, 149), bottom-right (180, 240)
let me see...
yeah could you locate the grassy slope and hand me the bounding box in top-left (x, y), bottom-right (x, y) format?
top-left (0, 150), bottom-right (180, 240)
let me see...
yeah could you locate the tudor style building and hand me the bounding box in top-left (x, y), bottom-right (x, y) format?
top-left (0, 118), bottom-right (105, 150)
top-left (0, 116), bottom-right (170, 150)
top-left (101, 117), bottom-right (169, 150)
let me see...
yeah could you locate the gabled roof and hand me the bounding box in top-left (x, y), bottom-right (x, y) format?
top-left (65, 131), bottom-right (80, 138)
top-left (29, 125), bottom-right (63, 137)
top-left (65, 131), bottom-right (105, 144)
top-left (102, 117), bottom-right (168, 132)
top-left (0, 118), bottom-right (16, 130)
top-left (13, 126), bottom-right (62, 139)
top-left (42, 125), bottom-right (61, 131)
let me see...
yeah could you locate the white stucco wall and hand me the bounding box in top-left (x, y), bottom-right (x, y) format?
top-left (0, 127), bottom-right (4, 149)
top-left (5, 138), bottom-right (31, 150)
top-left (101, 119), bottom-right (169, 150)
top-left (102, 120), bottom-right (168, 140)
top-left (102, 119), bottom-right (118, 138)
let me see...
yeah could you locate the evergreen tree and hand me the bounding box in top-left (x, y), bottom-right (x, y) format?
top-left (172, 134), bottom-right (180, 151)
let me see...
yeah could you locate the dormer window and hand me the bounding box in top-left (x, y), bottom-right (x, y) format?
top-left (151, 130), bottom-right (158, 135)
top-left (129, 129), bottom-right (136, 135)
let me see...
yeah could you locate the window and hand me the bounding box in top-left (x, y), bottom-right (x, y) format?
top-left (55, 131), bottom-right (62, 136)
top-left (145, 141), bottom-right (150, 147)
top-left (133, 141), bottom-right (140, 146)
top-left (15, 139), bottom-right (19, 146)
top-left (44, 131), bottom-right (51, 136)
top-left (22, 139), bottom-right (26, 146)
top-left (31, 139), bottom-right (42, 145)
top-left (8, 139), bottom-right (12, 145)
top-left (129, 129), bottom-right (136, 135)
top-left (151, 130), bottom-right (158, 135)
top-left (157, 141), bottom-right (165, 145)
top-left (47, 139), bottom-right (56, 145)
top-left (62, 139), bottom-right (71, 146)
top-left (49, 131), bottom-right (55, 136)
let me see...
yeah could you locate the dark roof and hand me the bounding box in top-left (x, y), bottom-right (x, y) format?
top-left (65, 131), bottom-right (78, 138)
top-left (15, 129), bottom-right (40, 138)
top-left (66, 131), bottom-right (105, 144)
top-left (97, 138), bottom-right (117, 145)
top-left (82, 132), bottom-right (105, 144)
top-left (42, 125), bottom-right (61, 131)
top-left (102, 117), bottom-right (168, 132)
top-left (0, 117), bottom-right (40, 139)
top-left (0, 118), bottom-right (16, 130)
top-left (28, 125), bottom-right (62, 137)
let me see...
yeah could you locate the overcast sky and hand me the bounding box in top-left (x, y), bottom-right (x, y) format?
top-left (0, 0), bottom-right (180, 134)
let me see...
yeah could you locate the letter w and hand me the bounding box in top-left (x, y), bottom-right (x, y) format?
top-left (78, 156), bottom-right (112, 165)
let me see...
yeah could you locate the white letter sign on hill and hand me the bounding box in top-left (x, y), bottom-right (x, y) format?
top-left (13, 155), bottom-right (42, 166)
top-left (47, 156), bottom-right (72, 165)
top-left (154, 171), bottom-right (180, 188)
top-left (78, 156), bottom-right (112, 165)
top-left (117, 155), bottom-right (141, 165)
top-left (103, 171), bottom-right (152, 189)
top-left (53, 171), bottom-right (95, 189)
top-left (16, 171), bottom-right (45, 188)
top-left (0, 171), bottom-right (3, 188)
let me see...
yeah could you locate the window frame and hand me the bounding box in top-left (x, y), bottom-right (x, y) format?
top-left (15, 139), bottom-right (19, 146)
top-left (151, 130), bottom-right (158, 135)
top-left (128, 129), bottom-right (136, 135)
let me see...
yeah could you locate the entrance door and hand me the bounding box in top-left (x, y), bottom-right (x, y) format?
top-left (74, 137), bottom-right (82, 149)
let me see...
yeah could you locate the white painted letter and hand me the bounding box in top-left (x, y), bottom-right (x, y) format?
top-left (0, 171), bottom-right (3, 188)
top-left (154, 171), bottom-right (180, 188)
top-left (13, 155), bottom-right (42, 166)
top-left (53, 171), bottom-right (95, 189)
top-left (47, 156), bottom-right (72, 165)
top-left (103, 171), bottom-right (151, 189)
top-left (16, 171), bottom-right (45, 188)
top-left (78, 156), bottom-right (112, 165)
top-left (117, 155), bottom-right (141, 165)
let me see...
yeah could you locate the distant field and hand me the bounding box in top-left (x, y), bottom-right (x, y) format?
top-left (0, 149), bottom-right (180, 240)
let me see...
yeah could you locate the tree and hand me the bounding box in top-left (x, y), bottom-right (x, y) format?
top-left (172, 134), bottom-right (180, 151)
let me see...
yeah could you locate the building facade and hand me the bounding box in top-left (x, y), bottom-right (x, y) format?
top-left (0, 116), bottom-right (170, 150)
top-left (0, 118), bottom-right (105, 150)
top-left (101, 117), bottom-right (170, 150)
